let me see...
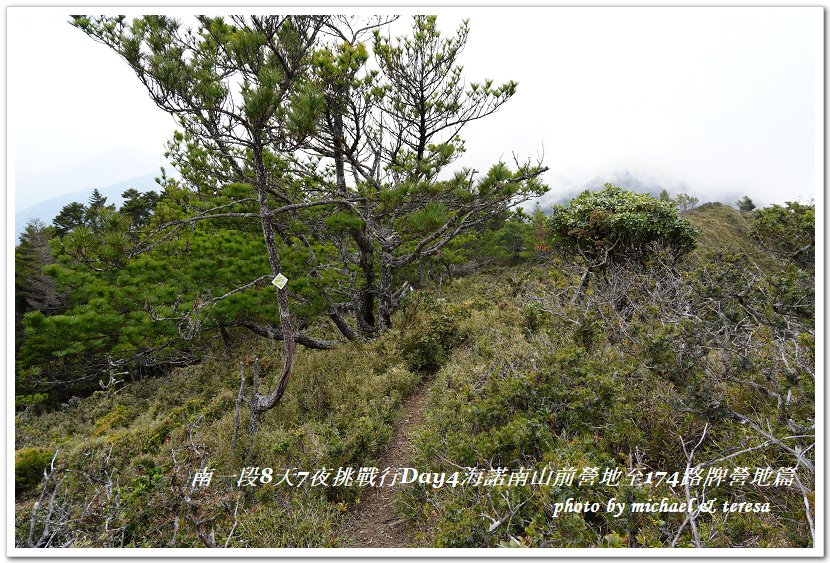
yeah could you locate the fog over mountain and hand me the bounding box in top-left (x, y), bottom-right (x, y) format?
top-left (14, 148), bottom-right (166, 210)
top-left (14, 162), bottom-right (796, 242)
top-left (9, 8), bottom-right (818, 246)
top-left (524, 168), bottom-right (794, 213)
top-left (14, 173), bottom-right (161, 241)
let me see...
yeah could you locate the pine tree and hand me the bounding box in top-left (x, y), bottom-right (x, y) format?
top-left (674, 192), bottom-right (699, 213)
top-left (301, 15), bottom-right (548, 333)
top-left (72, 14), bottom-right (341, 421)
top-left (120, 188), bottom-right (161, 228)
top-left (52, 202), bottom-right (87, 235)
top-left (87, 188), bottom-right (107, 209)
top-left (736, 195), bottom-right (756, 212)
top-left (15, 220), bottom-right (59, 347)
top-left (85, 189), bottom-right (115, 229)
top-left (68, 15), bottom-right (548, 420)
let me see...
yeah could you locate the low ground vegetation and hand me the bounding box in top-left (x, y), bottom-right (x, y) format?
top-left (15, 201), bottom-right (814, 548)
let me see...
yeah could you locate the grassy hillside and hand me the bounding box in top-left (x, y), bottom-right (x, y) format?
top-left (684, 202), bottom-right (779, 272)
top-left (15, 306), bottom-right (445, 547)
top-left (15, 202), bottom-right (815, 549)
top-left (397, 205), bottom-right (814, 548)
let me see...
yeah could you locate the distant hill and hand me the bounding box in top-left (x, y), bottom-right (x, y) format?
top-left (14, 173), bottom-right (160, 240)
top-left (15, 148), bottom-right (166, 210)
top-left (530, 169), bottom-right (705, 211)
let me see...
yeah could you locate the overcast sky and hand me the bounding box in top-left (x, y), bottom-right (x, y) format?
top-left (8, 7), bottom-right (822, 212)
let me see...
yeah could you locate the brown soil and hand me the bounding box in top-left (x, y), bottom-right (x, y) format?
top-left (340, 384), bottom-right (431, 548)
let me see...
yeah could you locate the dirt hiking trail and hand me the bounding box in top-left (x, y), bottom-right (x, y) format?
top-left (341, 384), bottom-right (431, 548)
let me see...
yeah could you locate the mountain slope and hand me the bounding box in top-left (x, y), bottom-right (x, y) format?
top-left (683, 202), bottom-right (779, 272)
top-left (14, 199), bottom-right (813, 549)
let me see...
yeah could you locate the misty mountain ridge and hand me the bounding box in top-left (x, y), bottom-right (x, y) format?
top-left (15, 147), bottom-right (167, 209)
top-left (527, 169), bottom-right (752, 212)
top-left (15, 173), bottom-right (161, 240)
top-left (15, 165), bottom-right (770, 241)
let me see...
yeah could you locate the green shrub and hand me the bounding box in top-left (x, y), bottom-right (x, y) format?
top-left (233, 492), bottom-right (347, 547)
top-left (548, 184), bottom-right (698, 266)
top-left (15, 393), bottom-right (48, 413)
top-left (400, 294), bottom-right (463, 373)
top-left (15, 447), bottom-right (54, 494)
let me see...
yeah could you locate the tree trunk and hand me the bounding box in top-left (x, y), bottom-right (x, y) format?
top-left (328, 306), bottom-right (357, 341)
top-left (378, 250), bottom-right (394, 329)
top-left (219, 325), bottom-right (232, 354)
top-left (231, 363), bottom-right (245, 448)
top-left (248, 149), bottom-right (297, 427)
top-left (351, 226), bottom-right (377, 335)
top-left (572, 267), bottom-right (591, 305)
top-left (248, 358), bottom-right (261, 435)
top-left (333, 110), bottom-right (377, 337)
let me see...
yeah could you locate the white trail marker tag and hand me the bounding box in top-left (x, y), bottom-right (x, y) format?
top-left (272, 273), bottom-right (288, 289)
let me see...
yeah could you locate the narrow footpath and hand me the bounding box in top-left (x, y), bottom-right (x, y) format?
top-left (341, 384), bottom-right (431, 548)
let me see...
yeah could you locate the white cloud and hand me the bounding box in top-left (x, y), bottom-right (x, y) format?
top-left (8, 7), bottom-right (820, 210)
